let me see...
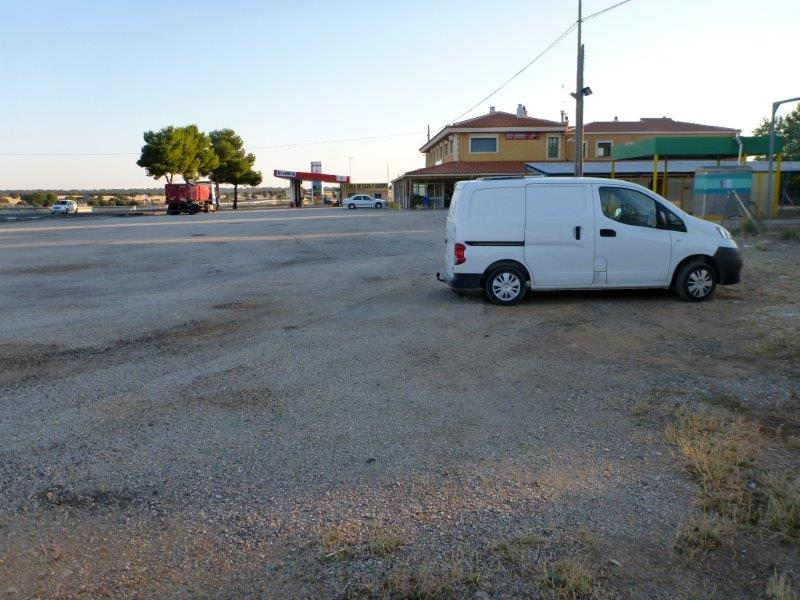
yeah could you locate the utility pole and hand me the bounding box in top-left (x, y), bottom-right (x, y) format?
top-left (767, 96), bottom-right (799, 213)
top-left (574, 0), bottom-right (584, 176)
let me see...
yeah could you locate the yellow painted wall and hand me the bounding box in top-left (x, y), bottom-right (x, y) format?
top-left (455, 132), bottom-right (564, 162)
top-left (424, 135), bottom-right (459, 167)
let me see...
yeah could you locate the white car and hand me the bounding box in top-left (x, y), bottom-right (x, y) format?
top-left (343, 195), bottom-right (384, 209)
top-left (438, 176), bottom-right (742, 305)
top-left (50, 199), bottom-right (79, 215)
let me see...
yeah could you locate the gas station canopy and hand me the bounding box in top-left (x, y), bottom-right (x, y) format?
top-left (612, 135), bottom-right (782, 161)
top-left (274, 169), bottom-right (350, 183)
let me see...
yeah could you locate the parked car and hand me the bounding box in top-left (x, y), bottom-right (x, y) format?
top-left (50, 199), bottom-right (79, 215)
top-left (343, 195), bottom-right (383, 209)
top-left (437, 177), bottom-right (742, 305)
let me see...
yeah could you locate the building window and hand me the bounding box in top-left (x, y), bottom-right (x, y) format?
top-left (470, 136), bottom-right (498, 153)
top-left (582, 142), bottom-right (587, 158)
top-left (546, 136), bottom-right (560, 160)
top-left (596, 141), bottom-right (612, 158)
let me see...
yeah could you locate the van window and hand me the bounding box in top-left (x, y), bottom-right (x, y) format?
top-left (599, 187), bottom-right (657, 228)
top-left (657, 204), bottom-right (686, 232)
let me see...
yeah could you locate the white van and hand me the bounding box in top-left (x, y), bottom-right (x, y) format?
top-left (438, 177), bottom-right (742, 305)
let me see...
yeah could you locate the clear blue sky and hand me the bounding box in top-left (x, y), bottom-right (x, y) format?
top-left (1, 0), bottom-right (798, 189)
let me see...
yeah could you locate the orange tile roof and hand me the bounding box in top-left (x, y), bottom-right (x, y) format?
top-left (451, 111), bottom-right (563, 129)
top-left (401, 161), bottom-right (527, 178)
top-left (581, 117), bottom-right (736, 134)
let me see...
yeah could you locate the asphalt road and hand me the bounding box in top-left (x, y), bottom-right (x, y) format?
top-left (1, 208), bottom-right (798, 598)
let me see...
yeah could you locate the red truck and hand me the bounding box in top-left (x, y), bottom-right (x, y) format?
top-left (165, 183), bottom-right (217, 215)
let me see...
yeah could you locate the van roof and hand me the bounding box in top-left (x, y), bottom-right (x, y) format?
top-left (456, 176), bottom-right (638, 189)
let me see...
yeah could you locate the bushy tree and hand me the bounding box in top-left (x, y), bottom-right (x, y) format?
top-left (754, 103), bottom-right (800, 160)
top-left (21, 191), bottom-right (58, 206)
top-left (209, 129), bottom-right (262, 210)
top-left (137, 125), bottom-right (219, 183)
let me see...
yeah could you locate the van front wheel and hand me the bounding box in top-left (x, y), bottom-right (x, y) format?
top-left (674, 261), bottom-right (716, 302)
top-left (484, 266), bottom-right (526, 305)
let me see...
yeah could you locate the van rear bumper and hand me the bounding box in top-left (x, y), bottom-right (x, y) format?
top-left (436, 272), bottom-right (483, 289)
top-left (713, 247), bottom-right (742, 285)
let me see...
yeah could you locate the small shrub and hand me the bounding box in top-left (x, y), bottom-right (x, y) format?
top-left (741, 219), bottom-right (762, 235)
top-left (779, 229), bottom-right (800, 242)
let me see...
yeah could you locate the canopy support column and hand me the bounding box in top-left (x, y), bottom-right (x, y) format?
top-left (661, 158), bottom-right (669, 197)
top-left (610, 159), bottom-right (616, 178)
top-left (652, 154), bottom-right (659, 192)
top-left (771, 153), bottom-right (783, 217)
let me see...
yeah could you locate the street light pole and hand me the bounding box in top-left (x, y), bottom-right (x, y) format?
top-left (767, 96), bottom-right (800, 212)
top-left (574, 0), bottom-right (584, 176)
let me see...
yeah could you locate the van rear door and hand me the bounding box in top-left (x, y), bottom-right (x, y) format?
top-left (524, 183), bottom-right (595, 287)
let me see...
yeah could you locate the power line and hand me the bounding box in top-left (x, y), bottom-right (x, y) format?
top-left (448, 22), bottom-right (578, 125)
top-left (583, 0), bottom-right (635, 22)
top-left (446, 0), bottom-right (636, 126)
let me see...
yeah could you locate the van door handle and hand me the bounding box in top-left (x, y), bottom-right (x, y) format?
top-left (600, 228), bottom-right (616, 237)
top-left (574, 226), bottom-right (581, 240)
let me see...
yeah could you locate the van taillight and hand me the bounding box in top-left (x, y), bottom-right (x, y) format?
top-left (454, 243), bottom-right (466, 265)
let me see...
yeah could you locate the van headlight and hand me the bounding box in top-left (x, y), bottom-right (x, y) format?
top-left (716, 226), bottom-right (732, 240)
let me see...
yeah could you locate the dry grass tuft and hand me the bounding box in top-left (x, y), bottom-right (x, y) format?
top-left (540, 558), bottom-right (599, 599)
top-left (665, 409), bottom-right (762, 524)
top-left (761, 473), bottom-right (800, 541)
top-left (666, 407), bottom-right (800, 541)
top-left (753, 333), bottom-right (800, 362)
top-left (490, 532), bottom-right (546, 565)
top-left (674, 514), bottom-right (730, 558)
top-left (319, 523), bottom-right (404, 559)
top-left (367, 529), bottom-right (405, 557)
top-left (630, 399), bottom-right (652, 417)
top-left (767, 570), bottom-right (798, 600)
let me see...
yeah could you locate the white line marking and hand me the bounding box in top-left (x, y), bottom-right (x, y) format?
top-left (0, 212), bottom-right (395, 234)
top-left (0, 229), bottom-right (437, 250)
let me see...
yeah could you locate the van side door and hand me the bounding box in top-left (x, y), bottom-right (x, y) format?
top-left (594, 186), bottom-right (672, 286)
top-left (524, 183), bottom-right (595, 287)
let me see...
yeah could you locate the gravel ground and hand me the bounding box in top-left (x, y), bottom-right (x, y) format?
top-left (0, 209), bottom-right (798, 599)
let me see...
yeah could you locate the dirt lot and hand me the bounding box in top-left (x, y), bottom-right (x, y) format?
top-left (0, 210), bottom-right (798, 599)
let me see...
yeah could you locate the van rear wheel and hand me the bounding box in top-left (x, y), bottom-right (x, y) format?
top-left (484, 265), bottom-right (526, 305)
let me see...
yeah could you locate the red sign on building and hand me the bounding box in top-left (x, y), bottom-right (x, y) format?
top-left (506, 133), bottom-right (539, 140)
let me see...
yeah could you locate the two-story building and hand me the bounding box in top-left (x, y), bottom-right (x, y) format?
top-left (392, 105), bottom-right (567, 208)
top-left (391, 106), bottom-right (740, 208)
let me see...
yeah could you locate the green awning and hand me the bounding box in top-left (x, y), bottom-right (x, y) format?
top-left (611, 135), bottom-right (783, 161)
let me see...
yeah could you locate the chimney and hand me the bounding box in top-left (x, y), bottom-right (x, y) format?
top-left (560, 110), bottom-right (567, 124)
top-left (613, 116), bottom-right (618, 121)
top-left (516, 104), bottom-right (527, 118)
top-left (489, 106), bottom-right (495, 113)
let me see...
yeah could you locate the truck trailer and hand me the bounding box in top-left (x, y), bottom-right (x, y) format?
top-left (165, 183), bottom-right (216, 215)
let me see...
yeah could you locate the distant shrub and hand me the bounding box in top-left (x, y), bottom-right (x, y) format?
top-left (741, 219), bottom-right (761, 235)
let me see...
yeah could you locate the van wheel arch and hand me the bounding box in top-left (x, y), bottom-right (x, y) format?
top-left (481, 260), bottom-right (531, 287)
top-left (670, 254), bottom-right (717, 288)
